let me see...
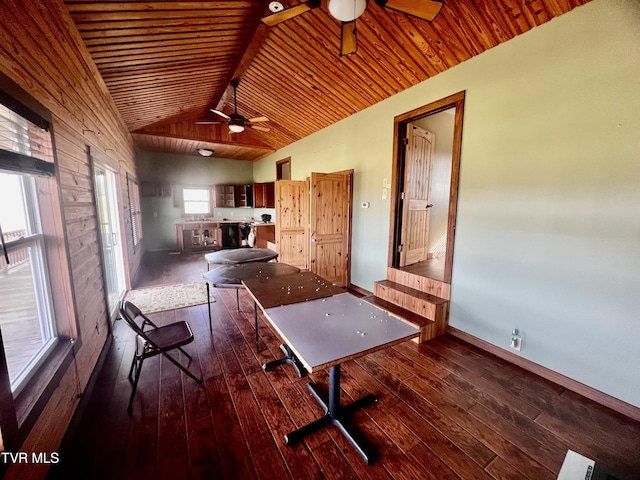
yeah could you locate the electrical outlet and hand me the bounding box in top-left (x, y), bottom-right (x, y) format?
top-left (510, 329), bottom-right (522, 351)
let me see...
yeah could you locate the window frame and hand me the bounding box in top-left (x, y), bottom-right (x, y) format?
top-left (0, 75), bottom-right (78, 462)
top-left (181, 186), bottom-right (212, 218)
top-left (127, 173), bottom-right (143, 250)
top-left (0, 173), bottom-right (58, 396)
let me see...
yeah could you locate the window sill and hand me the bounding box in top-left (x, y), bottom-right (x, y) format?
top-left (14, 337), bottom-right (75, 433)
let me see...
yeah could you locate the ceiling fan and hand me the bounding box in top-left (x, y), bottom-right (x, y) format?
top-left (263, 0), bottom-right (444, 56)
top-left (197, 80), bottom-right (270, 133)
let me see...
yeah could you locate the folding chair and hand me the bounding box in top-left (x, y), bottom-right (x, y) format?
top-left (119, 300), bottom-right (202, 414)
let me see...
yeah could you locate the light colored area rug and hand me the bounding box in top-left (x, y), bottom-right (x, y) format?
top-left (124, 281), bottom-right (211, 314)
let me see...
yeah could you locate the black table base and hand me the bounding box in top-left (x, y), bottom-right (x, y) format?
top-left (262, 344), bottom-right (307, 378)
top-left (283, 365), bottom-right (377, 464)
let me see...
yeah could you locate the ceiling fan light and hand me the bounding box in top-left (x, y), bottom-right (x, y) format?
top-left (197, 148), bottom-right (214, 157)
top-left (328, 0), bottom-right (367, 22)
top-left (229, 124), bottom-right (245, 133)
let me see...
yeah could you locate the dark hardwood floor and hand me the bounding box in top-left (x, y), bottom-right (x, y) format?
top-left (49, 251), bottom-right (640, 480)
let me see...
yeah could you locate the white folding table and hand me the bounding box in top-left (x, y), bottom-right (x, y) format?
top-left (243, 276), bottom-right (419, 465)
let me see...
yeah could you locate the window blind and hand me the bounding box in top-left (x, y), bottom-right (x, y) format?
top-left (0, 103), bottom-right (54, 176)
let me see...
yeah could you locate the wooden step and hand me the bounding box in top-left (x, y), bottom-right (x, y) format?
top-left (373, 280), bottom-right (449, 342)
top-left (363, 294), bottom-right (446, 343)
top-left (374, 280), bottom-right (447, 318)
top-left (362, 295), bottom-right (434, 329)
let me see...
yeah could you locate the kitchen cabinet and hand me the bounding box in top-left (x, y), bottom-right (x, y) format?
top-left (140, 181), bottom-right (171, 197)
top-left (214, 185), bottom-right (235, 207)
top-left (175, 222), bottom-right (221, 252)
top-left (252, 182), bottom-right (275, 208)
top-left (234, 184), bottom-right (253, 208)
top-left (254, 223), bottom-right (275, 249)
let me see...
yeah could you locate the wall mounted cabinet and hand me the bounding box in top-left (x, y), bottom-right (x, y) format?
top-left (140, 181), bottom-right (171, 197)
top-left (214, 184), bottom-right (235, 207)
top-left (253, 182), bottom-right (275, 208)
top-left (234, 184), bottom-right (253, 208)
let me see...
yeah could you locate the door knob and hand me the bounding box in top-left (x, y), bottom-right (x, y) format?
top-left (426, 204), bottom-right (434, 209)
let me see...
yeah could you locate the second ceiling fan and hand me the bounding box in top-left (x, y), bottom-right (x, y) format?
top-left (263, 0), bottom-right (444, 56)
top-left (197, 80), bottom-right (270, 133)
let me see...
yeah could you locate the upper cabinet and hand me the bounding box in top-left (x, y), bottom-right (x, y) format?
top-left (234, 184), bottom-right (253, 208)
top-left (253, 182), bottom-right (275, 208)
top-left (140, 181), bottom-right (172, 197)
top-left (211, 183), bottom-right (274, 208)
top-left (213, 184), bottom-right (235, 207)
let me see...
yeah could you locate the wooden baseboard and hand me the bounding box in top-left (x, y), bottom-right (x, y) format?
top-left (348, 284), bottom-right (372, 298)
top-left (447, 326), bottom-right (640, 422)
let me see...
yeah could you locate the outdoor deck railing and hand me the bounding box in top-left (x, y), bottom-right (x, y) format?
top-left (0, 229), bottom-right (29, 272)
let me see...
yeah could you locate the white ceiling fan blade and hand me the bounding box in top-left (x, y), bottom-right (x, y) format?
top-left (210, 109), bottom-right (230, 120)
top-left (249, 125), bottom-right (271, 132)
top-left (248, 116), bottom-right (269, 123)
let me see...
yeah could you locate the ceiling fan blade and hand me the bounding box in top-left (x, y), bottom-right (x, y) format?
top-left (249, 125), bottom-right (271, 132)
top-left (196, 121), bottom-right (224, 124)
top-left (340, 21), bottom-right (358, 56)
top-left (375, 0), bottom-right (443, 21)
top-left (248, 116), bottom-right (269, 123)
top-left (210, 109), bottom-right (230, 120)
top-left (262, 0), bottom-right (321, 26)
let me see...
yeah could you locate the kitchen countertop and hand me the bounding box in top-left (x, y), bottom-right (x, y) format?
top-left (175, 218), bottom-right (275, 225)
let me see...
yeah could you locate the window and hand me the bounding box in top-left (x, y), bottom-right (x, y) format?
top-left (0, 82), bottom-right (75, 457)
top-left (182, 187), bottom-right (211, 216)
top-left (0, 104), bottom-right (56, 396)
top-left (127, 174), bottom-right (142, 248)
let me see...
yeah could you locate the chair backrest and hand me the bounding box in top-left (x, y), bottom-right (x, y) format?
top-left (119, 300), bottom-right (146, 336)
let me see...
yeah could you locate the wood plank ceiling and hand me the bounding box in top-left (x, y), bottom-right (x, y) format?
top-left (64, 0), bottom-right (591, 161)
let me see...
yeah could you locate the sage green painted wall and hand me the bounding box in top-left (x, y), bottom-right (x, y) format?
top-left (137, 151), bottom-right (254, 250)
top-left (253, 0), bottom-right (640, 407)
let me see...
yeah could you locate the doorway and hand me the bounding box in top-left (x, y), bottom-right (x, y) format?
top-left (92, 161), bottom-right (127, 316)
top-left (389, 92), bottom-right (465, 284)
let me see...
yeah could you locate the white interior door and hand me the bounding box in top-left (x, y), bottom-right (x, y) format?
top-left (400, 124), bottom-right (434, 267)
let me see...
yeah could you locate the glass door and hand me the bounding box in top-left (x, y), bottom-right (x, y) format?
top-left (93, 165), bottom-right (126, 315)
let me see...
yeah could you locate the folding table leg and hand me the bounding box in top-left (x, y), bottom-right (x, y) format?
top-left (284, 364), bottom-right (376, 464)
top-left (206, 282), bottom-right (212, 330)
top-left (262, 344), bottom-right (307, 378)
top-left (254, 301), bottom-right (259, 353)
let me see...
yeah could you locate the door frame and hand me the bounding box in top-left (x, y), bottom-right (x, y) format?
top-left (88, 147), bottom-right (129, 324)
top-left (387, 91), bottom-right (465, 284)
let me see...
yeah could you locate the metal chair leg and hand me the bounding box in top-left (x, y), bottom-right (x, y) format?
top-left (177, 347), bottom-right (192, 360)
top-left (128, 355), bottom-right (144, 414)
top-left (161, 351), bottom-right (202, 384)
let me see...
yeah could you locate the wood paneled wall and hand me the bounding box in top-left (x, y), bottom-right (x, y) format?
top-left (0, 0), bottom-right (139, 477)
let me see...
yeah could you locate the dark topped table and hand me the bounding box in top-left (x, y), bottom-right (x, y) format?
top-left (242, 274), bottom-right (419, 465)
top-left (204, 247), bottom-right (278, 270)
top-left (242, 271), bottom-right (345, 309)
top-left (203, 262), bottom-right (299, 348)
